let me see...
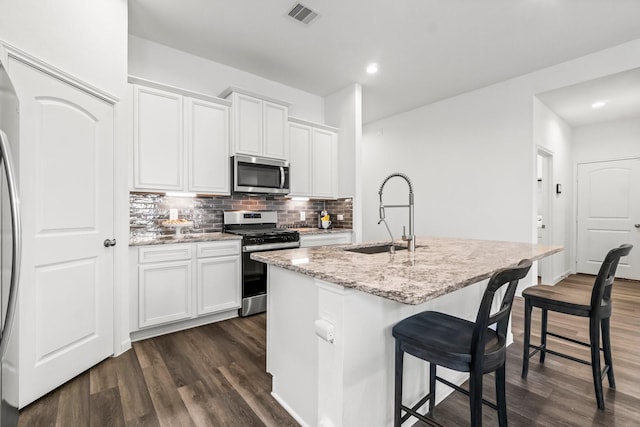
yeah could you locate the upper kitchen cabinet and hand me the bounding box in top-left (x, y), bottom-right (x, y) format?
top-left (288, 117), bottom-right (339, 198)
top-left (221, 88), bottom-right (290, 160)
top-left (132, 78), bottom-right (231, 195)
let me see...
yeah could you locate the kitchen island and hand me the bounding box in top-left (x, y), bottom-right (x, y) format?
top-left (252, 236), bottom-right (562, 427)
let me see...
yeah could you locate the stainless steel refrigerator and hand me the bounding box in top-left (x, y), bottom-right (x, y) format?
top-left (0, 55), bottom-right (22, 427)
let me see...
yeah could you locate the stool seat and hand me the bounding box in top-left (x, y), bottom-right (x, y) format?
top-left (522, 283), bottom-right (593, 316)
top-left (393, 312), bottom-right (505, 373)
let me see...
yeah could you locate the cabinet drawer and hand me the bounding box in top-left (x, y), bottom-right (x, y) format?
top-left (139, 244), bottom-right (192, 264)
top-left (300, 232), bottom-right (352, 248)
top-left (196, 241), bottom-right (240, 258)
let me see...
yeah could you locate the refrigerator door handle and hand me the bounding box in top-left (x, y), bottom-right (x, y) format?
top-left (0, 130), bottom-right (21, 359)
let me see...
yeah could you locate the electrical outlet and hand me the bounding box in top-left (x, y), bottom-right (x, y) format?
top-left (300, 211), bottom-right (306, 221)
top-left (169, 209), bottom-right (178, 220)
top-left (337, 214), bottom-right (344, 221)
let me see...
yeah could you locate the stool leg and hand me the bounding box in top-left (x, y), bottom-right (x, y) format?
top-left (601, 317), bottom-right (616, 389)
top-left (522, 298), bottom-right (532, 378)
top-left (540, 308), bottom-right (548, 363)
top-left (589, 316), bottom-right (605, 410)
top-left (394, 341), bottom-right (404, 426)
top-left (429, 363), bottom-right (436, 414)
top-left (469, 370), bottom-right (483, 427)
top-left (496, 364), bottom-right (508, 427)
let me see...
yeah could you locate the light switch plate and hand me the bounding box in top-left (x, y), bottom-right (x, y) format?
top-left (300, 211), bottom-right (306, 221)
top-left (337, 214), bottom-right (344, 221)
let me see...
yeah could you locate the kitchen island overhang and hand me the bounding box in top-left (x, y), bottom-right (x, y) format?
top-left (253, 237), bottom-right (562, 427)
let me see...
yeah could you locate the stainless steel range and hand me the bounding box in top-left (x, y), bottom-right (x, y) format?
top-left (223, 211), bottom-right (299, 316)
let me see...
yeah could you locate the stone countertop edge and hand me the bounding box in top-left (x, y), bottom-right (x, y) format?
top-left (129, 232), bottom-right (242, 246)
top-left (294, 228), bottom-right (353, 235)
top-left (250, 236), bottom-right (563, 305)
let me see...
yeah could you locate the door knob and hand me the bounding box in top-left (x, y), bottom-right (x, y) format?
top-left (103, 238), bottom-right (117, 247)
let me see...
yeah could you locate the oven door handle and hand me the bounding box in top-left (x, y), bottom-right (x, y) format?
top-left (279, 166), bottom-right (285, 189)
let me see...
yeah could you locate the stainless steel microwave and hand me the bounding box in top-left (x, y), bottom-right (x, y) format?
top-left (232, 155), bottom-right (290, 194)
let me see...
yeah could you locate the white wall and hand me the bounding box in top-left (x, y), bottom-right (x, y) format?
top-left (0, 0), bottom-right (128, 97)
top-left (573, 116), bottom-right (640, 163)
top-left (533, 99), bottom-right (573, 281)
top-left (129, 36), bottom-right (325, 123)
top-left (362, 39), bottom-right (640, 280)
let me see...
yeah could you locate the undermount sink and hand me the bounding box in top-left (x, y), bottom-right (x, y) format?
top-left (344, 244), bottom-right (407, 255)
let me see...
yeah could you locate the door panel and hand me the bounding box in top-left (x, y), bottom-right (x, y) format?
top-left (9, 58), bottom-right (114, 407)
top-left (577, 159), bottom-right (640, 279)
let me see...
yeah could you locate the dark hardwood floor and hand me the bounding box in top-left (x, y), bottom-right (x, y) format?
top-left (416, 275), bottom-right (640, 426)
top-left (19, 274), bottom-right (640, 426)
top-left (18, 314), bottom-right (299, 427)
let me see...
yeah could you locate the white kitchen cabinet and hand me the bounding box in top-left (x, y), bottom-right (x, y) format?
top-left (132, 79), bottom-right (231, 195)
top-left (132, 240), bottom-right (241, 339)
top-left (288, 117), bottom-right (339, 198)
top-left (196, 242), bottom-right (241, 315)
top-left (289, 122), bottom-right (313, 196)
top-left (222, 88), bottom-right (289, 160)
top-left (300, 232), bottom-right (352, 248)
top-left (186, 97), bottom-right (230, 194)
top-left (138, 245), bottom-right (193, 328)
top-left (134, 84), bottom-right (184, 191)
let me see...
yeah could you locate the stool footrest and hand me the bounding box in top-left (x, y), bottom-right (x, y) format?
top-left (546, 331), bottom-right (604, 351)
top-left (435, 376), bottom-right (498, 411)
top-left (527, 344), bottom-right (591, 365)
top-left (400, 392), bottom-right (443, 427)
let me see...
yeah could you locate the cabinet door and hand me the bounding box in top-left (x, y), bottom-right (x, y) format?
top-left (196, 256), bottom-right (241, 315)
top-left (233, 93), bottom-right (262, 156)
top-left (139, 261), bottom-right (192, 328)
top-left (186, 97), bottom-right (230, 194)
top-left (263, 101), bottom-right (288, 160)
top-left (312, 129), bottom-right (337, 198)
top-left (134, 85), bottom-right (184, 190)
top-left (289, 123), bottom-right (313, 196)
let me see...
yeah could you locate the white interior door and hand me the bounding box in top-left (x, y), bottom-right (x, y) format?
top-left (9, 58), bottom-right (115, 407)
top-left (577, 158), bottom-right (640, 279)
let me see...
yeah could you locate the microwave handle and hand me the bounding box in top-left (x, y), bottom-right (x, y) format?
top-left (279, 166), bottom-right (285, 189)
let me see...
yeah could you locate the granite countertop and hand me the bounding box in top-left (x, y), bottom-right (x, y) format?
top-left (293, 228), bottom-right (353, 235)
top-left (251, 236), bottom-right (563, 305)
top-left (129, 232), bottom-right (242, 247)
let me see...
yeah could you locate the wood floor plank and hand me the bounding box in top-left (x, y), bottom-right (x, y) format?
top-left (117, 348), bottom-right (160, 425)
top-left (16, 388), bottom-right (60, 427)
top-left (218, 362), bottom-right (299, 427)
top-left (54, 371), bottom-right (90, 427)
top-left (140, 359), bottom-right (196, 427)
top-left (90, 387), bottom-right (126, 427)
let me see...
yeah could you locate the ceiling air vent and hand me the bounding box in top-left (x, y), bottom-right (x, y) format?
top-left (287, 3), bottom-right (319, 25)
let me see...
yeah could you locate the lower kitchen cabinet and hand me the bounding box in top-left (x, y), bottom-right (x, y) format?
top-left (139, 260), bottom-right (192, 328)
top-left (300, 232), bottom-right (352, 248)
top-left (131, 240), bottom-right (241, 340)
top-left (196, 254), bottom-right (241, 315)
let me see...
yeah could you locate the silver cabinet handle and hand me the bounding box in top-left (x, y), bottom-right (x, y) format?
top-left (104, 238), bottom-right (117, 247)
top-left (635, 224), bottom-right (640, 228)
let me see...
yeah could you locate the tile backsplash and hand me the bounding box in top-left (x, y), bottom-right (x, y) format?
top-left (130, 192), bottom-right (353, 239)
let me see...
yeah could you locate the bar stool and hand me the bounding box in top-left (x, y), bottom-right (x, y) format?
top-left (521, 244), bottom-right (632, 410)
top-left (392, 259), bottom-right (532, 427)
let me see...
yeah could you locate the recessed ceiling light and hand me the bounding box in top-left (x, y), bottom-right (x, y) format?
top-left (591, 100), bottom-right (608, 109)
top-left (366, 63), bottom-right (379, 74)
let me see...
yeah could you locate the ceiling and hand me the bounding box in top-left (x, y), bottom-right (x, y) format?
top-left (537, 68), bottom-right (640, 127)
top-left (128, 0), bottom-right (640, 124)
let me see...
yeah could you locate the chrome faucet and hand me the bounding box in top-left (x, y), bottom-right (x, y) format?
top-left (378, 173), bottom-right (415, 252)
